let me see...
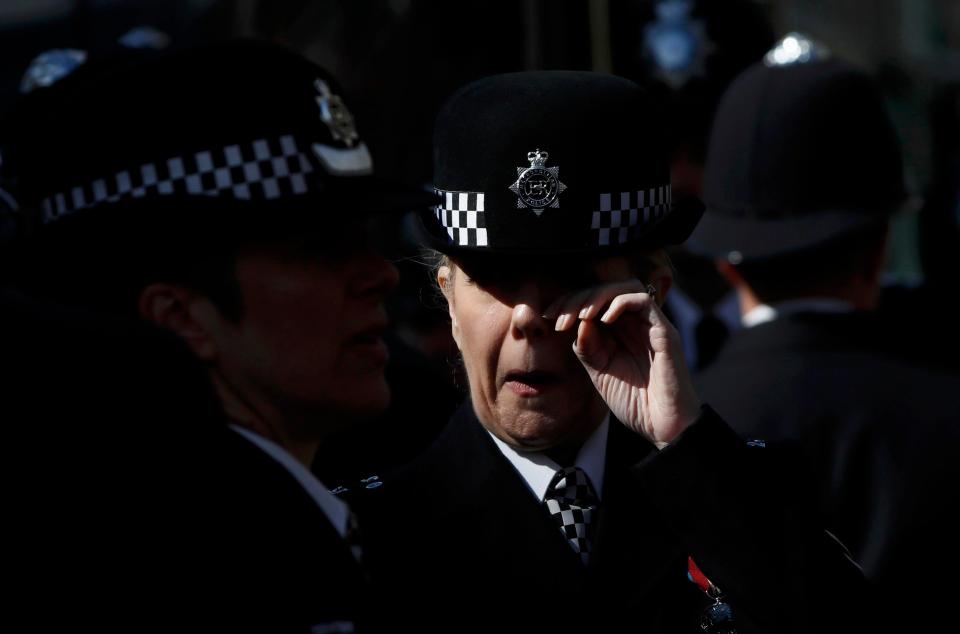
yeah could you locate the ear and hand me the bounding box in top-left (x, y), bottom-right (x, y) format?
top-left (138, 283), bottom-right (221, 361)
top-left (437, 265), bottom-right (462, 349)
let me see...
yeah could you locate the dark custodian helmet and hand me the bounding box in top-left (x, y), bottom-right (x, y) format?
top-left (687, 34), bottom-right (907, 262)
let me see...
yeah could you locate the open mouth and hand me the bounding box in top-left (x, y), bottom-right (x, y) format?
top-left (504, 370), bottom-right (560, 396)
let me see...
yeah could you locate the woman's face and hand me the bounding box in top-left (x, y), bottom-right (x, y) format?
top-left (440, 253), bottom-right (670, 451)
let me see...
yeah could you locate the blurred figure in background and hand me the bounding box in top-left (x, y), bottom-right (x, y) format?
top-left (688, 35), bottom-right (960, 631)
top-left (877, 79), bottom-right (960, 373)
top-left (3, 39), bottom-right (436, 630)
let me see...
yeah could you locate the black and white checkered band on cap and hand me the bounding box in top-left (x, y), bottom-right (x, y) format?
top-left (592, 185), bottom-right (672, 246)
top-left (432, 185), bottom-right (671, 249)
top-left (434, 188), bottom-right (487, 247)
top-left (39, 134), bottom-right (317, 224)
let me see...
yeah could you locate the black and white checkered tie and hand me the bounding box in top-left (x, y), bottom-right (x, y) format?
top-left (543, 466), bottom-right (599, 564)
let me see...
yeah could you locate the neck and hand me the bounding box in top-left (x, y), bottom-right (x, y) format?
top-left (736, 280), bottom-right (880, 318)
top-left (544, 443), bottom-right (582, 468)
top-left (734, 284), bottom-right (764, 317)
top-left (210, 371), bottom-right (322, 468)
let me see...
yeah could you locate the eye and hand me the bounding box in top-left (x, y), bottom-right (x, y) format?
top-left (465, 269), bottom-right (513, 290)
top-left (551, 267), bottom-right (602, 294)
top-left (296, 222), bottom-right (371, 261)
top-left (460, 263), bottom-right (525, 293)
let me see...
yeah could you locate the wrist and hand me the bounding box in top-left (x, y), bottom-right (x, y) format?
top-left (654, 401), bottom-right (704, 449)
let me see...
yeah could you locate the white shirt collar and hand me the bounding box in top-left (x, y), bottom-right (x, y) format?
top-left (229, 425), bottom-right (350, 538)
top-left (486, 413), bottom-right (610, 502)
top-left (742, 298), bottom-right (855, 328)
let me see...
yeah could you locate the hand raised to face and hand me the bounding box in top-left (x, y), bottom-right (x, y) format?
top-left (545, 280), bottom-right (702, 448)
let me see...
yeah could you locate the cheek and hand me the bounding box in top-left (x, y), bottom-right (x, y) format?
top-left (452, 300), bottom-right (511, 389)
top-left (238, 293), bottom-right (343, 387)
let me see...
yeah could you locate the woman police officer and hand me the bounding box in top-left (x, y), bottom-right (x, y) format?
top-left (359, 71), bottom-right (874, 633)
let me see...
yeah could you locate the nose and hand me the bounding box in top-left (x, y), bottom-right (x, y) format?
top-left (351, 249), bottom-right (400, 300)
top-left (509, 281), bottom-right (556, 340)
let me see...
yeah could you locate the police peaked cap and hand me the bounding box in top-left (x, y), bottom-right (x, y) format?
top-left (420, 71), bottom-right (704, 256)
top-left (2, 39), bottom-right (437, 244)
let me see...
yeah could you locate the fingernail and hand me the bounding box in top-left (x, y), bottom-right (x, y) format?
top-left (555, 315), bottom-right (569, 331)
top-left (578, 307), bottom-right (589, 319)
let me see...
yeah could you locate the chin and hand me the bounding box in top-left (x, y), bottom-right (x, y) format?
top-left (502, 410), bottom-right (580, 451)
top-left (348, 381), bottom-right (392, 418)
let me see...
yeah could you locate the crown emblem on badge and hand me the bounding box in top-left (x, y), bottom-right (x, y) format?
top-left (509, 148), bottom-right (566, 216)
top-left (528, 149), bottom-right (549, 167)
top-left (315, 79), bottom-right (359, 147)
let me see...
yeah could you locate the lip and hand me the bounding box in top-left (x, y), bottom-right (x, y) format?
top-left (503, 370), bottom-right (561, 397)
top-left (347, 322), bottom-right (390, 365)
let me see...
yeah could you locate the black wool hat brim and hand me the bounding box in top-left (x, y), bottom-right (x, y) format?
top-left (685, 208), bottom-right (887, 260)
top-left (18, 179), bottom-right (439, 255)
top-left (18, 178), bottom-right (438, 256)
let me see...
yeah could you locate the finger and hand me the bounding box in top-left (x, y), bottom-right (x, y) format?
top-left (602, 295), bottom-right (681, 355)
top-left (542, 290), bottom-right (576, 321)
top-left (572, 317), bottom-right (612, 370)
top-left (599, 292), bottom-right (655, 325)
top-left (556, 280), bottom-right (654, 331)
top-left (547, 287), bottom-right (597, 331)
top-left (577, 280), bottom-right (652, 321)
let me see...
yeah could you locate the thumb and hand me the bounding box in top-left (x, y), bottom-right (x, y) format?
top-left (573, 318), bottom-right (610, 372)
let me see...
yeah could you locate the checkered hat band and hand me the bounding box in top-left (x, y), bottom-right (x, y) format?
top-left (591, 185), bottom-right (672, 246)
top-left (434, 188), bottom-right (487, 247)
top-left (39, 134), bottom-right (315, 224)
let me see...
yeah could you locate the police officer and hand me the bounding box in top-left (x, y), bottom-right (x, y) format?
top-left (688, 35), bottom-right (960, 631)
top-left (3, 40), bottom-right (436, 630)
top-left (359, 70), bottom-right (874, 634)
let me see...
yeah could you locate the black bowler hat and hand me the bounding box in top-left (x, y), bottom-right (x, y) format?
top-left (1, 39), bottom-right (437, 245)
top-left (418, 71), bottom-right (704, 257)
top-left (687, 35), bottom-right (907, 262)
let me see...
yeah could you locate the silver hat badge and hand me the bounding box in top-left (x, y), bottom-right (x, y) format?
top-left (763, 32), bottom-right (831, 67)
top-left (315, 78), bottom-right (360, 147)
top-left (509, 149), bottom-right (566, 216)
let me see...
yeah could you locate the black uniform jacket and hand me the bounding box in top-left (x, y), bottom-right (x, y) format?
top-left (171, 427), bottom-right (372, 632)
top-left (358, 400), bottom-right (874, 633)
top-left (696, 310), bottom-right (960, 630)
top-left (2, 287), bottom-right (369, 632)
